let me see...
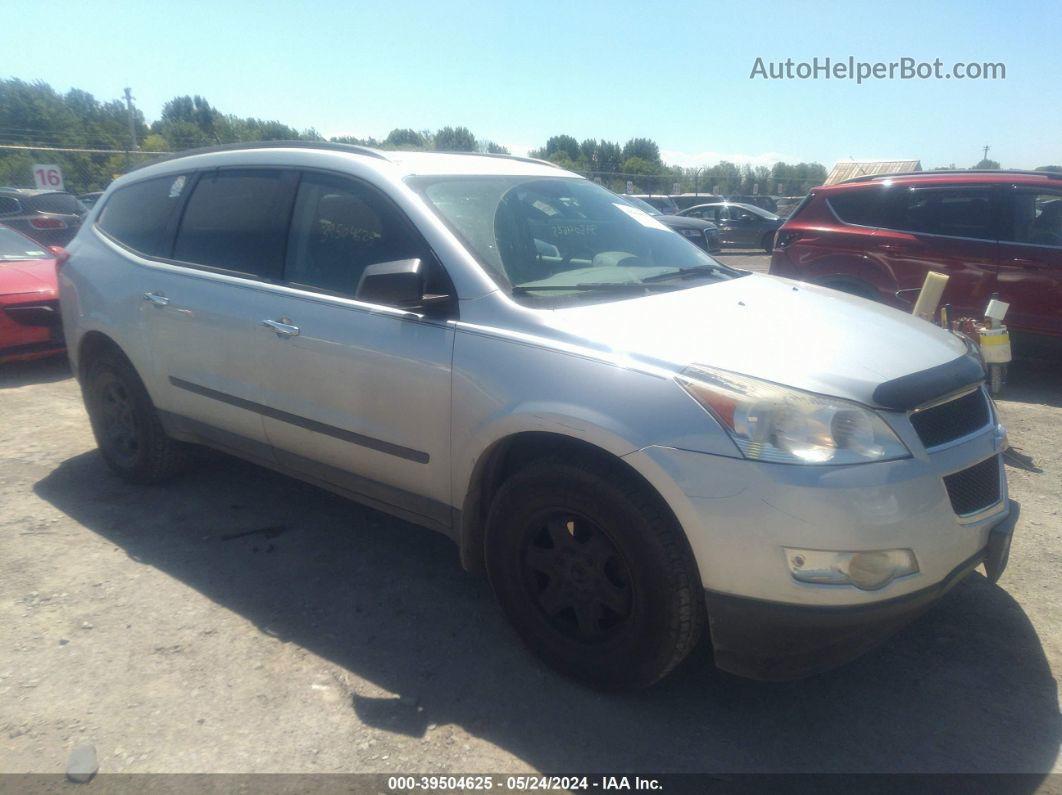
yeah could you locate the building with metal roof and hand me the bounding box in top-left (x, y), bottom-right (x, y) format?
top-left (824, 160), bottom-right (922, 185)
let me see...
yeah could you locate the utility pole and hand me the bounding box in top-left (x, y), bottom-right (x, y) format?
top-left (123, 87), bottom-right (138, 154)
top-left (982, 144), bottom-right (991, 163)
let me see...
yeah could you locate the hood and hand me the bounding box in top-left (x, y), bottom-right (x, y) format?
top-left (542, 273), bottom-right (971, 408)
top-left (656, 214), bottom-right (718, 231)
top-left (0, 258), bottom-right (58, 298)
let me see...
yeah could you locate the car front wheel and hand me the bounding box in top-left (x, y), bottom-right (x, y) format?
top-left (485, 455), bottom-right (704, 690)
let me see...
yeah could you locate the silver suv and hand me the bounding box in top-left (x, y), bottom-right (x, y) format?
top-left (60, 143), bottom-right (1018, 688)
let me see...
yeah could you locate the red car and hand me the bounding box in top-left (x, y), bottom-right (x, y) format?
top-left (0, 224), bottom-right (67, 364)
top-left (769, 170), bottom-right (1062, 339)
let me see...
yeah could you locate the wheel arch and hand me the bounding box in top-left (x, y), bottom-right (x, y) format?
top-left (76, 330), bottom-right (130, 381)
top-left (458, 430), bottom-right (686, 577)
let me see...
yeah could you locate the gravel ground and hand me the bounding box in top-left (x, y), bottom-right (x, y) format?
top-left (0, 337), bottom-right (1059, 778)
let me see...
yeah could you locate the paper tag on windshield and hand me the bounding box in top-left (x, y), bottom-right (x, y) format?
top-left (613, 202), bottom-right (670, 231)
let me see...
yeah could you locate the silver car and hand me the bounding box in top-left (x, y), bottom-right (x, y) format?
top-left (59, 143), bottom-right (1018, 688)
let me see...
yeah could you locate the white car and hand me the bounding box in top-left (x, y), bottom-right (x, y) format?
top-left (59, 143), bottom-right (1018, 688)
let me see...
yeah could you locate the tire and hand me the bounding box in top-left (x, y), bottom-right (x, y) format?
top-left (83, 350), bottom-right (191, 484)
top-left (485, 455), bottom-right (704, 690)
top-left (762, 232), bottom-right (775, 254)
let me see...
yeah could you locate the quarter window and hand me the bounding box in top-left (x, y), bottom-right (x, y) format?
top-left (1005, 190), bottom-right (1062, 247)
top-left (897, 187), bottom-right (995, 240)
top-left (97, 175), bottom-right (189, 256)
top-left (828, 188), bottom-right (885, 227)
top-left (284, 173), bottom-right (424, 298)
top-left (173, 170), bottom-right (292, 277)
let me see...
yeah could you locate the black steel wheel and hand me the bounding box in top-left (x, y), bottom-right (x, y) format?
top-left (520, 511), bottom-right (634, 643)
top-left (84, 349), bottom-right (191, 484)
top-left (486, 454), bottom-right (704, 690)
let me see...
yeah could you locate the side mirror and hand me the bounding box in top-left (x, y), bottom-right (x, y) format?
top-left (355, 258), bottom-right (450, 312)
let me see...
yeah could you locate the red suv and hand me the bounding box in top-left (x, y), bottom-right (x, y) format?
top-left (769, 171), bottom-right (1062, 339)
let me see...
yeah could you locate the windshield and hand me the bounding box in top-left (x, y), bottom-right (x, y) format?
top-left (409, 176), bottom-right (739, 306)
top-left (0, 226), bottom-right (50, 261)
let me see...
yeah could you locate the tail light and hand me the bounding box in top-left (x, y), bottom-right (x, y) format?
top-left (775, 230), bottom-right (806, 249)
top-left (30, 216), bottom-right (67, 230)
top-left (48, 245), bottom-right (70, 269)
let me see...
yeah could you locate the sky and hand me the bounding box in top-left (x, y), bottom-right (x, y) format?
top-left (7, 0), bottom-right (1059, 169)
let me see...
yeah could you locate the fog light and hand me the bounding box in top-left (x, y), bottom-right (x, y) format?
top-left (785, 548), bottom-right (918, 591)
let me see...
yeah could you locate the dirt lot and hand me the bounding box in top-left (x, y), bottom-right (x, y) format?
top-left (1, 310), bottom-right (1059, 778)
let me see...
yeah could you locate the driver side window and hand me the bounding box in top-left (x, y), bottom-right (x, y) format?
top-left (285, 173), bottom-right (425, 298)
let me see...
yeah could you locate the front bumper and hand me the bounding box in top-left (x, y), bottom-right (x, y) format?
top-left (623, 415), bottom-right (1017, 679)
top-left (705, 500), bottom-right (1018, 680)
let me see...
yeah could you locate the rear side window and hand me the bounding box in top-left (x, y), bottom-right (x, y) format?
top-left (827, 188), bottom-right (885, 227)
top-left (29, 192), bottom-right (81, 215)
top-left (898, 187), bottom-right (994, 240)
top-left (173, 170), bottom-right (292, 278)
top-left (97, 175), bottom-right (189, 256)
top-left (0, 196), bottom-right (20, 215)
top-left (1005, 190), bottom-right (1062, 247)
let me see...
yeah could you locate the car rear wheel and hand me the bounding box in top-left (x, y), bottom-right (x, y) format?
top-left (84, 350), bottom-right (192, 484)
top-left (485, 455), bottom-right (704, 690)
top-left (761, 232), bottom-right (776, 253)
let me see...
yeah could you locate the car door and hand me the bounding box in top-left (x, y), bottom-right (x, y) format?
top-left (727, 206), bottom-right (762, 247)
top-left (139, 168), bottom-right (297, 453)
top-left (872, 185), bottom-right (1000, 317)
top-left (251, 170), bottom-right (456, 529)
top-left (997, 185), bottom-right (1062, 336)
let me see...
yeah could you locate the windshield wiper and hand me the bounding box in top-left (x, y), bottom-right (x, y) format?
top-left (640, 266), bottom-right (727, 283)
top-left (512, 282), bottom-right (678, 294)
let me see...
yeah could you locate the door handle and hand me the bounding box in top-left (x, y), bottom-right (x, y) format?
top-left (261, 318), bottom-right (300, 338)
top-left (143, 291), bottom-right (170, 307)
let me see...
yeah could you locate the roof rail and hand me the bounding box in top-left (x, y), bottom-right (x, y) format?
top-left (125, 140), bottom-right (563, 174)
top-left (124, 140), bottom-right (390, 173)
top-left (413, 150), bottom-right (562, 169)
top-left (840, 169), bottom-right (1062, 184)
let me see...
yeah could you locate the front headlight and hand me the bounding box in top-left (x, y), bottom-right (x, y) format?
top-left (677, 365), bottom-right (910, 465)
top-left (677, 228), bottom-right (703, 238)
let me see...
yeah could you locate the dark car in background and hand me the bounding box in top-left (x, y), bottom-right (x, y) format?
top-left (677, 201), bottom-right (782, 252)
top-left (627, 193), bottom-right (680, 215)
top-left (669, 193), bottom-right (722, 211)
top-left (724, 194), bottom-right (779, 214)
top-left (0, 188), bottom-right (86, 245)
top-left (623, 195), bottom-right (722, 253)
top-left (768, 170), bottom-right (1062, 339)
top-left (78, 191), bottom-right (104, 209)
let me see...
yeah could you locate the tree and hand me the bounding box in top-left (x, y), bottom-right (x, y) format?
top-left (974, 158), bottom-right (1001, 169)
top-left (622, 138), bottom-right (661, 167)
top-left (621, 156), bottom-right (656, 176)
top-left (434, 126), bottom-right (477, 152)
top-left (543, 134), bottom-right (580, 162)
top-left (1035, 165), bottom-right (1062, 172)
top-left (329, 134), bottom-right (378, 146)
top-left (481, 140), bottom-right (510, 155)
top-left (596, 141), bottom-right (622, 174)
top-left (384, 128), bottom-right (426, 149)
top-left (157, 95), bottom-right (221, 145)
